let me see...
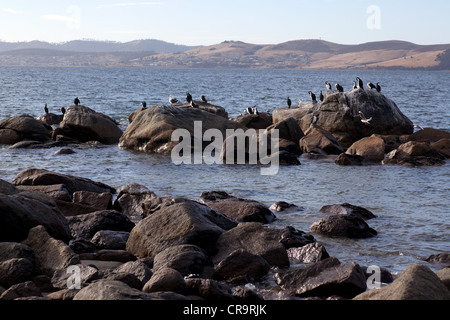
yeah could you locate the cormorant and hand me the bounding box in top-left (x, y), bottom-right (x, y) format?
top-left (190, 100), bottom-right (199, 108)
top-left (253, 106), bottom-right (259, 115)
top-left (356, 77), bottom-right (363, 89)
top-left (186, 92), bottom-right (192, 103)
top-left (319, 91), bottom-right (324, 102)
top-left (74, 97), bottom-right (80, 106)
top-left (244, 107), bottom-right (253, 115)
top-left (335, 83), bottom-right (344, 93)
top-left (309, 91), bottom-right (317, 102)
top-left (367, 82), bottom-right (376, 90)
top-left (168, 95), bottom-right (179, 105)
top-left (201, 95), bottom-right (208, 103)
top-left (287, 97), bottom-right (292, 108)
top-left (61, 107), bottom-right (66, 115)
top-left (141, 101), bottom-right (147, 109)
top-left (325, 82), bottom-right (332, 91)
top-left (376, 82), bottom-right (381, 92)
top-left (358, 111), bottom-right (372, 125)
top-left (353, 81), bottom-right (357, 90)
top-left (44, 104), bottom-right (49, 114)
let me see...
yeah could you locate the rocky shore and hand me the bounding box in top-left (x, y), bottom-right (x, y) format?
top-left (0, 86), bottom-right (449, 300)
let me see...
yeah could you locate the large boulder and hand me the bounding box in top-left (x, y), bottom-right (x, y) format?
top-left (0, 179), bottom-right (71, 242)
top-left (119, 105), bottom-right (245, 154)
top-left (354, 264), bottom-right (450, 300)
top-left (59, 105), bottom-right (123, 144)
top-left (346, 134), bottom-right (386, 162)
top-left (383, 140), bottom-right (446, 166)
top-left (310, 214), bottom-right (377, 239)
top-left (232, 113), bottom-right (272, 130)
top-left (299, 124), bottom-right (344, 155)
top-left (0, 114), bottom-right (51, 144)
top-left (300, 89), bottom-right (414, 148)
top-left (408, 127), bottom-right (450, 143)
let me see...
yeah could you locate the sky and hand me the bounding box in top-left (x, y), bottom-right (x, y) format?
top-left (0, 0), bottom-right (449, 46)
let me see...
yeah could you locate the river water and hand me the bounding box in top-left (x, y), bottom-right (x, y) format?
top-left (0, 67), bottom-right (449, 276)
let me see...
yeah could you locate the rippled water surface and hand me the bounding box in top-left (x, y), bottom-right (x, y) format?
top-left (1, 67), bottom-right (449, 275)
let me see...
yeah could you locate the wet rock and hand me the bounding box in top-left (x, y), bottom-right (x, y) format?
top-left (0, 114), bottom-right (51, 144)
top-left (319, 203), bottom-right (376, 220)
top-left (408, 127), bottom-right (450, 143)
top-left (185, 278), bottom-right (235, 300)
top-left (103, 272), bottom-right (142, 290)
top-left (0, 242), bottom-right (35, 264)
top-left (91, 230), bottom-right (129, 250)
top-left (310, 214), bottom-right (377, 239)
top-left (73, 280), bottom-right (153, 300)
top-left (113, 183), bottom-right (156, 221)
top-left (127, 198), bottom-right (230, 258)
top-left (353, 264), bottom-right (450, 300)
top-left (0, 258), bottom-right (34, 288)
top-left (54, 148), bottom-right (76, 155)
top-left (59, 105), bottom-right (123, 144)
top-left (334, 152), bottom-right (364, 166)
top-left (299, 124), bottom-right (344, 155)
top-left (67, 210), bottom-right (134, 240)
top-left (274, 257), bottom-right (367, 298)
top-left (346, 134), bottom-right (386, 162)
top-left (199, 191), bottom-right (276, 223)
top-left (383, 140), bottom-right (446, 166)
top-left (287, 242), bottom-right (330, 264)
top-left (431, 138), bottom-right (450, 158)
top-left (232, 113), bottom-right (272, 130)
top-left (69, 238), bottom-right (96, 254)
top-left (425, 253), bottom-right (450, 266)
top-left (0, 180), bottom-right (71, 242)
top-left (269, 201), bottom-right (298, 212)
top-left (51, 264), bottom-right (99, 290)
top-left (437, 268), bottom-right (450, 291)
top-left (276, 138), bottom-right (302, 155)
top-left (37, 112), bottom-right (63, 127)
top-left (262, 150), bottom-right (301, 166)
top-left (153, 244), bottom-right (214, 279)
top-left (0, 281), bottom-right (42, 300)
top-left (16, 184), bottom-right (72, 202)
top-left (23, 225), bottom-right (80, 277)
top-left (72, 191), bottom-right (113, 212)
top-left (265, 117), bottom-right (304, 144)
top-left (112, 260), bottom-right (153, 288)
top-left (143, 267), bottom-right (187, 294)
top-left (80, 249), bottom-right (136, 263)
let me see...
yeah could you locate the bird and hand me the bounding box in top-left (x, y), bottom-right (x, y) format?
top-left (413, 124), bottom-right (424, 131)
top-left (375, 82), bottom-right (381, 92)
top-left (201, 95), bottom-right (208, 103)
top-left (44, 104), bottom-right (48, 114)
top-left (244, 107), bottom-right (253, 115)
top-left (335, 83), bottom-right (344, 93)
top-left (74, 97), bottom-right (80, 106)
top-left (367, 82), bottom-right (376, 90)
top-left (353, 81), bottom-right (357, 90)
top-left (309, 91), bottom-right (317, 102)
top-left (168, 95), bottom-right (179, 105)
top-left (358, 111), bottom-right (372, 125)
top-left (190, 100), bottom-right (199, 108)
top-left (253, 106), bottom-right (259, 115)
top-left (141, 101), bottom-right (147, 109)
top-left (61, 107), bottom-right (66, 115)
top-left (325, 82), bottom-right (332, 91)
top-left (319, 91), bottom-right (324, 102)
top-left (356, 77), bottom-right (363, 89)
top-left (287, 97), bottom-right (292, 109)
top-left (186, 92), bottom-right (192, 103)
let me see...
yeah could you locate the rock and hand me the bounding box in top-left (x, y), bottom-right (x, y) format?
top-left (353, 264), bottom-right (450, 300)
top-left (0, 242), bottom-right (35, 264)
top-left (269, 201), bottom-right (298, 212)
top-left (213, 222), bottom-right (291, 268)
top-left (126, 198), bottom-right (231, 258)
top-left (23, 225), bottom-right (80, 277)
top-left (272, 107), bottom-right (309, 130)
top-left (378, 134), bottom-right (408, 153)
top-left (319, 203), bottom-right (376, 220)
top-left (287, 242), bottom-right (330, 264)
top-left (334, 153), bottom-right (364, 166)
top-left (0, 180), bottom-right (71, 242)
top-left (265, 117), bottom-right (304, 144)
top-left (72, 191), bottom-right (113, 212)
top-left (383, 141), bottom-right (446, 166)
top-left (232, 113), bottom-right (272, 130)
top-left (112, 183), bottom-right (156, 222)
top-left (214, 249), bottom-right (271, 284)
top-left (310, 214), bottom-right (377, 238)
top-left (119, 105), bottom-right (245, 154)
top-left (112, 260), bottom-right (153, 288)
top-left (53, 148), bottom-right (76, 155)
top-left (299, 124), bottom-right (344, 155)
top-left (12, 168), bottom-right (116, 195)
top-left (51, 264), bottom-right (99, 290)
top-left (0, 114), bottom-right (51, 144)
top-left (73, 280), bottom-right (153, 300)
top-left (153, 244), bottom-right (214, 279)
top-left (0, 281), bottom-right (42, 300)
top-left (66, 210), bottom-right (135, 240)
top-left (199, 191), bottom-right (276, 223)
top-left (16, 184), bottom-right (72, 202)
top-left (143, 267), bottom-right (187, 294)
top-left (276, 138), bottom-right (302, 155)
top-left (59, 105), bottom-right (123, 144)
top-left (80, 249), bottom-right (135, 263)
top-left (425, 253), bottom-right (450, 266)
top-left (431, 138), bottom-right (450, 158)
top-left (69, 238), bottom-right (96, 254)
top-left (262, 150), bottom-right (301, 166)
top-left (346, 135), bottom-right (386, 162)
top-left (436, 268), bottom-right (450, 291)
top-left (185, 278), bottom-right (235, 300)
top-left (37, 112), bottom-right (63, 126)
top-left (274, 257), bottom-right (367, 298)
top-left (0, 258), bottom-right (34, 288)
top-left (103, 272), bottom-right (142, 290)
top-left (408, 127), bottom-right (450, 143)
top-left (91, 230), bottom-right (129, 250)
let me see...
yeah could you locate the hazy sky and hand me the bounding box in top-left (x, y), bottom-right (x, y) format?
top-left (0, 0), bottom-right (449, 46)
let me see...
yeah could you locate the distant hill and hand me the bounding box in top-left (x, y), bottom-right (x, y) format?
top-left (0, 39), bottom-right (449, 70)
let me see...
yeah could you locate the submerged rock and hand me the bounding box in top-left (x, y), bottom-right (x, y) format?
top-left (310, 214), bottom-right (377, 238)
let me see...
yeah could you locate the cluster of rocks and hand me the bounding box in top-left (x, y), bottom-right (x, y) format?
top-left (1, 168), bottom-right (449, 300)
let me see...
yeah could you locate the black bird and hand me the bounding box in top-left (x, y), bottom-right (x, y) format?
top-left (253, 106), bottom-right (259, 115)
top-left (356, 77), bottom-right (363, 89)
top-left (190, 100), bottom-right (199, 108)
top-left (74, 97), bottom-right (80, 106)
top-left (245, 107), bottom-right (253, 115)
top-left (319, 91), bottom-right (324, 102)
top-left (335, 83), bottom-right (344, 93)
top-left (309, 91), bottom-right (317, 102)
top-left (376, 82), bottom-right (381, 92)
top-left (186, 92), bottom-right (192, 103)
top-left (201, 95), bottom-right (208, 103)
top-left (287, 97), bottom-right (292, 108)
top-left (325, 82), bottom-right (332, 91)
top-left (44, 104), bottom-right (48, 114)
top-left (141, 101), bottom-right (147, 109)
top-left (353, 81), bottom-right (357, 90)
top-left (367, 82), bottom-right (376, 90)
top-left (61, 107), bottom-right (66, 115)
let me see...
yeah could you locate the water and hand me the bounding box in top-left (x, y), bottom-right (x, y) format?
top-left (1, 67), bottom-right (449, 275)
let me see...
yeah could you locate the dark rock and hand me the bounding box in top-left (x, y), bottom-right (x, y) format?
top-left (269, 201), bottom-right (299, 212)
top-left (80, 249), bottom-right (136, 263)
top-left (265, 117), bottom-right (304, 144)
top-left (431, 138), bottom-right (450, 158)
top-left (300, 124), bottom-right (344, 155)
top-left (383, 140), bottom-right (446, 166)
top-left (319, 203), bottom-right (376, 220)
top-left (103, 272), bottom-right (142, 290)
top-left (143, 267), bottom-right (187, 294)
top-left (425, 253), bottom-right (450, 266)
top-left (232, 113), bottom-right (272, 130)
top-left (51, 264), bottom-right (99, 289)
top-left (0, 258), bottom-right (34, 288)
top-left (73, 280), bottom-right (154, 300)
top-left (15, 184), bottom-right (72, 202)
top-left (112, 260), bottom-right (153, 288)
top-left (407, 127), bottom-right (450, 143)
top-left (310, 214), bottom-right (377, 238)
top-left (287, 242), bottom-right (330, 264)
top-left (0, 242), bottom-right (35, 264)
top-left (185, 278), bottom-right (235, 300)
top-left (91, 230), bottom-right (129, 250)
top-left (346, 134), bottom-right (386, 162)
top-left (0, 281), bottom-right (42, 300)
top-left (69, 238), bottom-right (96, 254)
top-left (334, 152), bottom-right (364, 166)
top-left (112, 183), bottom-right (156, 222)
top-left (0, 114), bottom-right (51, 144)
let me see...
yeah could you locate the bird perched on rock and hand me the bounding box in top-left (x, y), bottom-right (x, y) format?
top-left (201, 95), bottom-right (208, 103)
top-left (319, 91), bottom-right (324, 102)
top-left (335, 83), bottom-right (344, 93)
top-left (287, 97), bottom-right (292, 108)
top-left (253, 106), bottom-right (259, 115)
top-left (190, 100), bottom-right (199, 108)
top-left (74, 97), bottom-right (80, 106)
top-left (186, 92), bottom-right (192, 103)
top-left (141, 101), bottom-right (147, 109)
top-left (309, 91), bottom-right (317, 102)
top-left (358, 111), bottom-right (372, 125)
top-left (367, 82), bottom-right (376, 90)
top-left (325, 82), bottom-right (332, 91)
top-left (168, 95), bottom-right (179, 105)
top-left (61, 107), bottom-right (66, 115)
top-left (353, 81), bottom-right (357, 90)
top-left (356, 77), bottom-right (363, 89)
top-left (376, 82), bottom-right (381, 92)
top-left (244, 107), bottom-right (253, 115)
top-left (44, 104), bottom-right (49, 114)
